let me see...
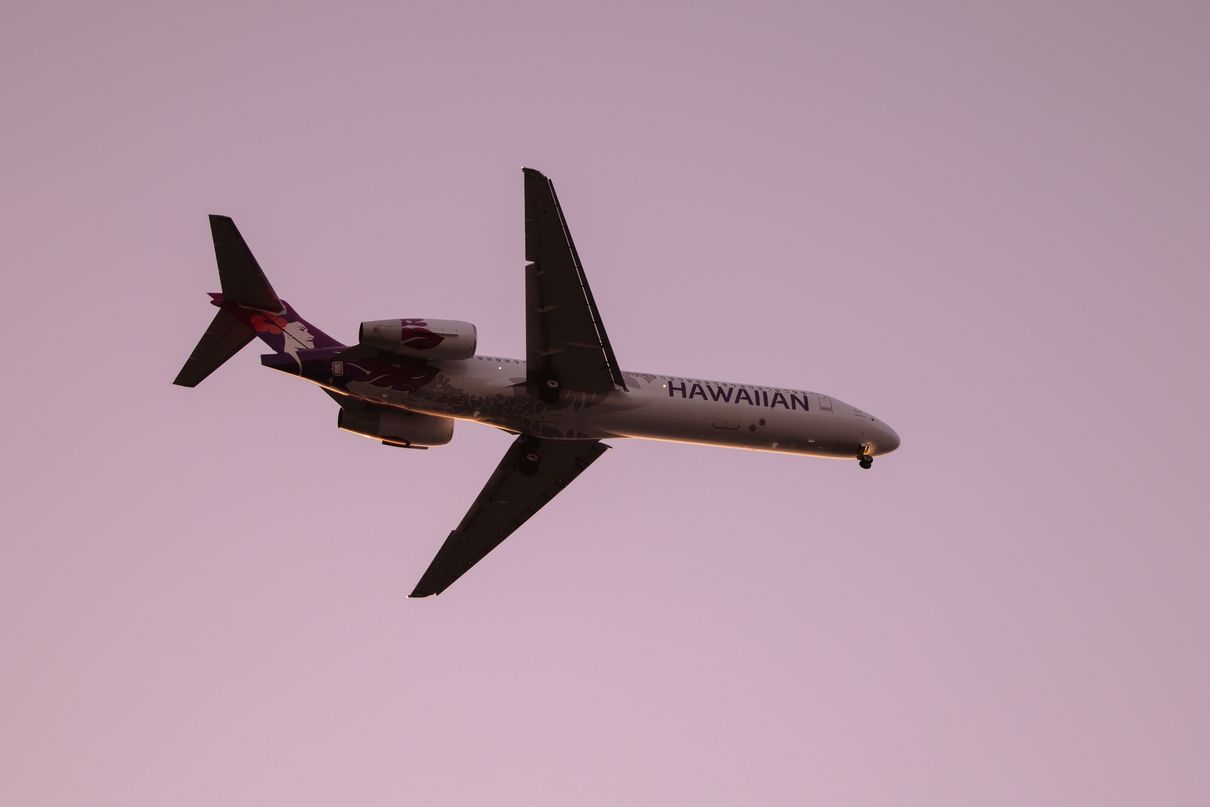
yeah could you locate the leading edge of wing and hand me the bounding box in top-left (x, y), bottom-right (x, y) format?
top-left (409, 436), bottom-right (610, 597)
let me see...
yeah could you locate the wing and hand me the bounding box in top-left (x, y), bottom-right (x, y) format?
top-left (409, 435), bottom-right (610, 597)
top-left (524, 168), bottom-right (627, 395)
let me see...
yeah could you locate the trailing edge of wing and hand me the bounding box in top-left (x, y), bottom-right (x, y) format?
top-left (410, 436), bottom-right (609, 597)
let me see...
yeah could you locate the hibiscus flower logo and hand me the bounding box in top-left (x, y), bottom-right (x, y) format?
top-left (250, 312), bottom-right (288, 334)
top-left (396, 319), bottom-right (444, 351)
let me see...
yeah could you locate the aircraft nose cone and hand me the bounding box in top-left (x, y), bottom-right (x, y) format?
top-left (877, 422), bottom-right (900, 454)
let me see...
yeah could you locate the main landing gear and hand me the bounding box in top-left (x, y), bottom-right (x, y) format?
top-left (858, 445), bottom-right (873, 470)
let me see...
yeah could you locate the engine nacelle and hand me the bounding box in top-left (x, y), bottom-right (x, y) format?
top-left (338, 407), bottom-right (454, 448)
top-left (359, 318), bottom-right (477, 360)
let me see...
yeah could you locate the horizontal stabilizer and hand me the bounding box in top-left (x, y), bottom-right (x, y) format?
top-left (173, 308), bottom-right (255, 387)
top-left (210, 214), bottom-right (281, 311)
top-left (175, 216), bottom-right (340, 386)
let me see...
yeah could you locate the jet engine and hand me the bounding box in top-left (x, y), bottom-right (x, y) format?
top-left (338, 407), bottom-right (454, 448)
top-left (359, 318), bottom-right (477, 360)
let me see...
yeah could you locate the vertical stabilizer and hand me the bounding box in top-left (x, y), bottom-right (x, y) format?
top-left (174, 215), bottom-right (342, 386)
top-left (173, 308), bottom-right (256, 387)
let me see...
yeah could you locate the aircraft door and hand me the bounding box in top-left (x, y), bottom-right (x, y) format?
top-left (818, 394), bottom-right (833, 412)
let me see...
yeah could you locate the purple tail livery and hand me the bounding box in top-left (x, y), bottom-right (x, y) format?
top-left (173, 215), bottom-right (341, 387)
top-left (174, 170), bottom-right (900, 597)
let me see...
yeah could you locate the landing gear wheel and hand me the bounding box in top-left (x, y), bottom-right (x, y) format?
top-left (858, 456), bottom-right (873, 470)
top-left (540, 377), bottom-right (561, 404)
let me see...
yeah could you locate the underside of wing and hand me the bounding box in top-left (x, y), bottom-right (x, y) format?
top-left (409, 435), bottom-right (609, 597)
top-left (524, 168), bottom-right (627, 395)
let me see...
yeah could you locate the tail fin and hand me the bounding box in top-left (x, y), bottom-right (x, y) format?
top-left (174, 215), bottom-right (342, 387)
top-left (173, 306), bottom-right (257, 387)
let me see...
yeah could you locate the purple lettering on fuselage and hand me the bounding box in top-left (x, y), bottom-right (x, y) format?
top-left (666, 380), bottom-right (809, 411)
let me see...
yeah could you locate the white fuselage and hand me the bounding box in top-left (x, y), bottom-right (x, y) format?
top-left (336, 353), bottom-right (900, 459)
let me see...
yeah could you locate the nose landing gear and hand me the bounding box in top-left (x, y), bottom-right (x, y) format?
top-left (858, 445), bottom-right (873, 470)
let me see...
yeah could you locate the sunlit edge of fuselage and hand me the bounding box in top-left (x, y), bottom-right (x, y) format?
top-left (281, 354), bottom-right (900, 461)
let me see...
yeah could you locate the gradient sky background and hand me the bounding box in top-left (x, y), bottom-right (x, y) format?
top-left (3, 2), bottom-right (1208, 805)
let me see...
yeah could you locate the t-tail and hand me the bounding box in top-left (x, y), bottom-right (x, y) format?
top-left (173, 215), bottom-right (342, 387)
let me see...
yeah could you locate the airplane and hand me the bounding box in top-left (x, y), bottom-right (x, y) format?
top-left (175, 168), bottom-right (900, 597)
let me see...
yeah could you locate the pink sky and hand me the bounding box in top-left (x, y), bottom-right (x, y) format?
top-left (2, 2), bottom-right (1208, 805)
